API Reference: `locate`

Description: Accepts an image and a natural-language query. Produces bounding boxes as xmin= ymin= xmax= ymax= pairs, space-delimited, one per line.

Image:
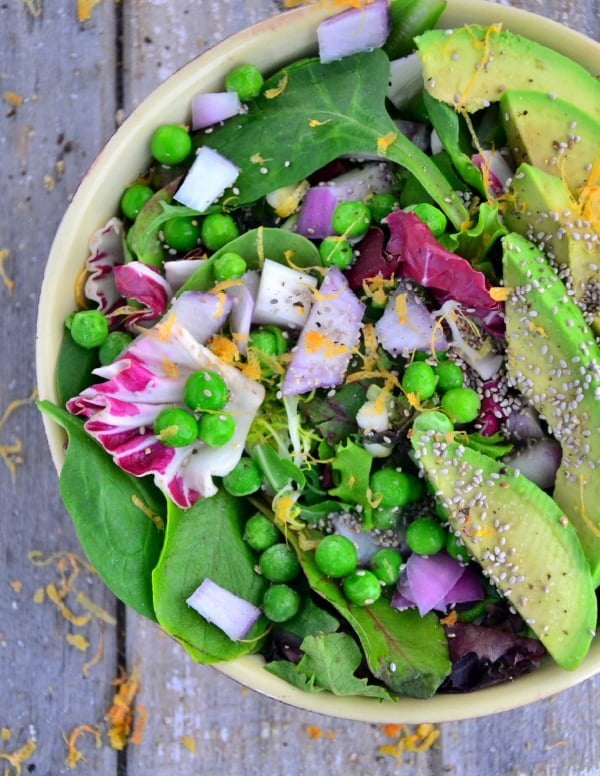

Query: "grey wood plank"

xmin=118 ymin=2 xmax=600 ymax=775
xmin=0 ymin=2 xmax=120 ymax=774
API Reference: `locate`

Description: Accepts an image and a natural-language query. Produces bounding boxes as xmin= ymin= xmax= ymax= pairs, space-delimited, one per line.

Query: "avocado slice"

xmin=504 ymin=163 xmax=600 ymax=334
xmin=503 ymin=232 xmax=600 ymax=584
xmin=411 ymin=426 xmax=596 ymax=669
xmin=500 ymin=91 xmax=600 ymax=194
xmin=415 ymin=25 xmax=600 ymax=120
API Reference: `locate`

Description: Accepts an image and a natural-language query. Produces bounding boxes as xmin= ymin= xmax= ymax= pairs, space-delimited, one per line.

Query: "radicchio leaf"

xmin=84 ymin=217 xmax=125 ymax=314
xmin=113 ymin=261 xmax=173 ymax=328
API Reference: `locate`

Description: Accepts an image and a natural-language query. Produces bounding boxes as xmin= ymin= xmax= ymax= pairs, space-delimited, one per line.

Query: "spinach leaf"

xmin=282 ymin=597 xmax=340 ymax=640
xmin=282 ymin=526 xmax=450 ymax=698
xmin=152 ymin=492 xmax=268 ymax=663
xmin=251 ymin=443 xmax=306 ymax=492
xmin=178 ymin=226 xmax=320 ymax=295
xmin=201 ymin=51 xmax=468 ymax=228
xmin=38 ymin=401 xmax=165 ymax=620
xmin=299 ymin=382 xmax=368 ymax=445
xmin=423 ymin=91 xmax=485 ymax=195
xmin=384 ymin=0 xmax=447 ymax=59
xmin=442 ymin=202 xmax=508 ymax=279
xmin=466 ymin=432 xmax=514 ymax=459
xmin=56 ymin=329 xmax=99 ymax=407
xmin=329 ymin=440 xmax=374 ymax=528
xmin=127 ymin=178 xmax=181 ymax=267
xmin=266 ymin=632 xmax=394 ymax=700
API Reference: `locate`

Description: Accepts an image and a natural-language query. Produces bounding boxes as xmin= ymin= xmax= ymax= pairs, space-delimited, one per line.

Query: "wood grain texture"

xmin=0 ymin=2 xmax=120 ymax=774
xmin=1 ymin=0 xmax=599 ymax=774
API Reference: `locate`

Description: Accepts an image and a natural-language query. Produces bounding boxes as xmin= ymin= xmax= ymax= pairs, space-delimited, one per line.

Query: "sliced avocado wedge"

xmin=500 ymin=91 xmax=600 ymax=194
xmin=415 ymin=25 xmax=600 ymax=120
xmin=504 ymin=163 xmax=600 ymax=333
xmin=411 ymin=425 xmax=596 ymax=670
xmin=503 ymin=232 xmax=600 ymax=583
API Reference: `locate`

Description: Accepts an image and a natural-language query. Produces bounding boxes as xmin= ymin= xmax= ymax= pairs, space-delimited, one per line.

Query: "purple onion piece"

xmin=375 ymin=282 xmax=447 ymax=357
xmin=296 ymin=186 xmax=339 ymax=239
xmin=395 ymin=119 xmax=430 ymax=151
xmin=186 ymin=579 xmax=262 ymax=641
xmin=113 ymin=261 xmax=173 ymax=328
xmin=167 ymin=290 xmax=232 ymax=344
xmin=393 ymin=551 xmax=465 ymax=616
xmin=84 ymin=217 xmax=125 ymax=315
xmin=504 ymin=438 xmax=562 ymax=490
xmin=227 ymin=271 xmax=259 ymax=355
xmin=164 ymin=259 xmax=206 ymax=292
xmin=317 ymin=0 xmax=390 ymax=64
xmin=387 ymin=52 xmax=423 ymax=111
xmin=477 ymin=377 xmax=507 ymax=436
xmin=191 ymin=91 xmax=242 ymax=130
xmin=175 ymin=146 xmax=239 ymax=213
xmin=330 ymin=514 xmax=382 ymax=564
xmin=282 ymin=267 xmax=365 ymax=395
xmin=505 ymin=405 xmax=545 ymax=442
xmin=440 ymin=565 xmax=484 ymax=608
xmin=472 ymin=150 xmax=513 ymax=197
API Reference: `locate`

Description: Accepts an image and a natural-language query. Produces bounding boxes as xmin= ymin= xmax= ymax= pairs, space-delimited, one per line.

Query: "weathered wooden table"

xmin=1 ymin=1 xmax=599 ymax=773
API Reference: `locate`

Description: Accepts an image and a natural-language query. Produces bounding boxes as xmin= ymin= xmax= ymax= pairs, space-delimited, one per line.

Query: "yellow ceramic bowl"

xmin=37 ymin=0 xmax=600 ymax=722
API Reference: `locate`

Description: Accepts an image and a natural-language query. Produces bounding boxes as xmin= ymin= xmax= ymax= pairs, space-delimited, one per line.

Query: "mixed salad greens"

xmin=40 ymin=0 xmax=600 ymax=700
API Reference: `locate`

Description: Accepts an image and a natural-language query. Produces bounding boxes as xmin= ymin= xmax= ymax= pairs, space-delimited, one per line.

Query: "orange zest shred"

xmin=456 ymin=24 xmax=503 ymax=110
xmin=131 ymin=494 xmax=165 ymax=532
xmin=0 ymin=388 xmax=37 ymax=480
xmin=76 ymin=591 xmax=118 ymax=625
xmin=20 ymin=0 xmax=43 ymax=17
xmin=306 ymin=724 xmax=323 ymax=739
xmin=361 ymin=274 xmax=395 ymax=307
xmin=305 ymin=329 xmax=348 ymax=359
xmin=264 ymin=73 xmax=289 ymax=99
xmin=250 ymin=153 xmax=267 ymax=164
xmin=382 ymin=723 xmax=405 ymax=739
xmin=130 ymin=705 xmax=148 ymax=745
xmin=83 ymin=623 xmax=106 ymax=677
xmin=66 ymin=632 xmax=91 ymax=651
xmin=46 ymin=583 xmax=92 ymax=627
xmin=180 ymin=735 xmax=197 ymax=754
xmin=377 ymin=131 xmax=397 ymax=156
xmin=106 ymin=666 xmax=142 ymax=751
xmin=207 ymin=334 xmax=240 ymax=363
xmin=0 ymin=739 xmax=37 ymax=775
xmin=489 ymin=286 xmax=512 ymax=302
xmin=440 ymin=610 xmax=459 ymax=626
xmin=9 ymin=580 xmax=23 ymax=593
xmin=308 ymin=118 xmax=331 ymax=128
xmin=1 ymin=729 xmax=11 ymax=742
xmin=528 ymin=320 xmax=548 ymax=337
xmin=77 ymin=0 xmax=104 ymax=22
xmin=64 ymin=724 xmax=102 ymax=769
xmin=0 ymin=248 xmax=14 ymax=294
xmin=379 ymin=723 xmax=440 ymax=762
xmin=3 ymin=91 xmax=24 ymax=107
xmin=33 ymin=586 xmax=45 ymax=604
xmin=577 ymin=155 xmax=600 ymax=229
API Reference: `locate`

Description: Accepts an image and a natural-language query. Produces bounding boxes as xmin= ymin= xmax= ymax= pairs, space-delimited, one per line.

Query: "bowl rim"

xmin=36 ymin=0 xmax=600 ymax=723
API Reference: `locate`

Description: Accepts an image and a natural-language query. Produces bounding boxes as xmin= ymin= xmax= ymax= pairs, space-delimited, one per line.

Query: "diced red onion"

xmin=396 ymin=120 xmax=429 ymax=152
xmin=472 ymin=150 xmax=513 ymax=197
xmin=252 ymin=259 xmax=317 ymax=330
xmin=505 ymin=405 xmax=545 ymax=442
xmin=317 ymin=0 xmax=390 ymax=64
xmin=227 ymin=271 xmax=259 ymax=355
xmin=331 ymin=514 xmax=382 ymax=564
xmin=387 ymin=52 xmax=423 ymax=111
xmin=504 ymin=438 xmax=562 ymax=490
xmin=167 ymin=290 xmax=232 ymax=344
xmin=282 ymin=267 xmax=365 ymax=396
xmin=84 ymin=217 xmax=125 ymax=315
xmin=164 ymin=259 xmax=206 ymax=292
xmin=186 ymin=578 xmax=262 ymax=641
xmin=440 ymin=564 xmax=484 ymax=608
xmin=175 ymin=146 xmax=239 ymax=213
xmin=437 ymin=300 xmax=504 ymax=381
xmin=375 ymin=281 xmax=447 ymax=357
xmin=296 ymin=163 xmax=394 ymax=239
xmin=191 ymin=91 xmax=242 ymax=130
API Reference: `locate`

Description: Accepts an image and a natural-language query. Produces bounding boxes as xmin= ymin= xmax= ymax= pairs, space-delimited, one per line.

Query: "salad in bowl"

xmin=37 ymin=0 xmax=600 ymax=720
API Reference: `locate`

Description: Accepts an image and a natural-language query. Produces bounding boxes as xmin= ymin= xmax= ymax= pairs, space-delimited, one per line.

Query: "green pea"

xmin=163 ymin=217 xmax=201 ymax=252
xmin=445 ymin=531 xmax=470 ymax=562
xmin=435 ymin=360 xmax=464 ymax=392
xmin=406 ymin=517 xmax=447 ymax=555
xmin=64 ymin=312 xmax=75 ymax=330
xmin=404 ymin=203 xmax=448 ymax=237
xmin=370 ymin=548 xmax=403 ymax=586
xmin=405 ymin=473 xmax=424 ymax=503
xmin=184 ymin=369 xmax=229 ymax=412
xmin=154 ymin=407 xmax=199 ymax=448
xmin=412 ymin=410 xmax=454 ymax=434
xmin=441 ymin=387 xmax=481 ymax=424
xmin=244 ymin=514 xmax=281 ymax=552
xmin=213 ymin=251 xmax=247 ymax=281
xmin=70 ymin=310 xmax=109 ymax=349
xmin=343 ymin=570 xmax=382 ymax=606
xmin=198 ymin=412 xmax=236 ymax=447
xmin=120 ymin=183 xmax=154 ymax=220
xmin=150 ymin=125 xmax=192 ymax=165
xmin=249 ymin=329 xmax=277 ymax=356
xmin=368 ymin=192 xmax=399 ymax=223
xmin=98 ymin=331 xmax=133 ymax=365
xmin=223 ymin=457 xmax=262 ymax=497
xmin=372 ymin=506 xmax=399 ymax=531
xmin=259 ymin=543 xmax=300 ymax=583
xmin=319 ymin=237 xmax=354 ymax=269
xmin=457 ymin=600 xmax=488 ymax=623
xmin=262 ymin=325 xmax=288 ymax=354
xmin=402 ymin=361 xmax=438 ymax=401
xmin=370 ymin=468 xmax=412 ymax=509
xmin=201 ymin=214 xmax=240 ymax=252
xmin=314 ymin=534 xmax=358 ymax=578
xmin=225 ymin=64 xmax=264 ymax=102
xmin=262 ymin=584 xmax=301 ymax=622
xmin=332 ymin=201 xmax=371 ymax=238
